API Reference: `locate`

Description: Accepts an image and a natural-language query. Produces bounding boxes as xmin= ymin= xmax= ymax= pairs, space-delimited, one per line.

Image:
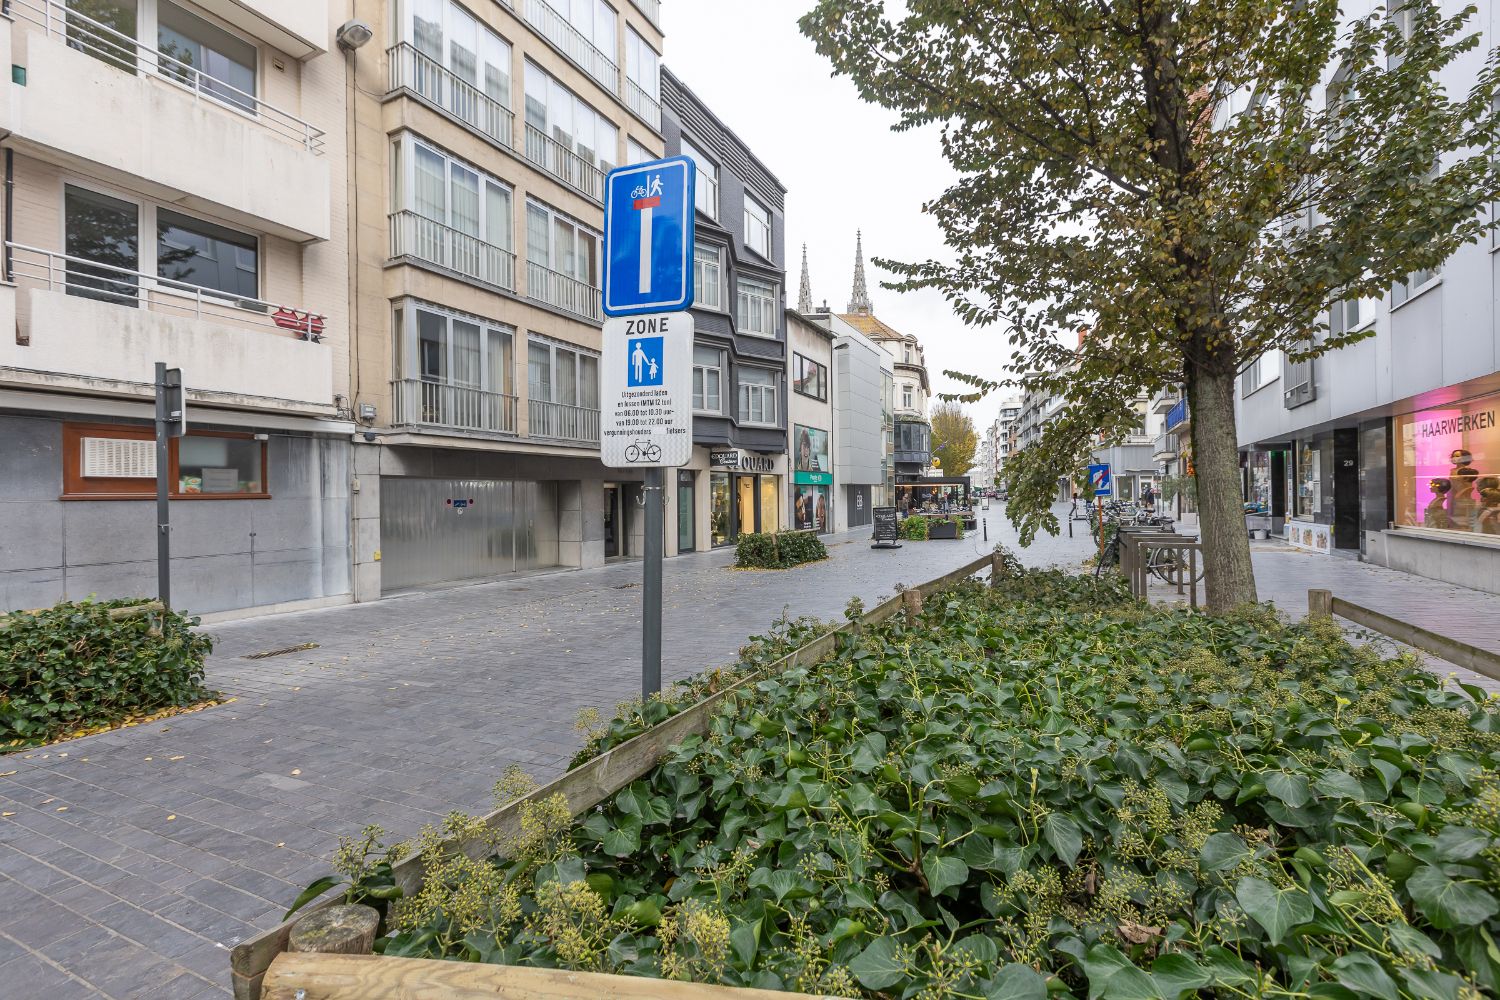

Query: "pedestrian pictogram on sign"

xmin=603 ymin=157 xmax=694 ymax=316
xmin=627 ymin=337 xmax=664 ymax=387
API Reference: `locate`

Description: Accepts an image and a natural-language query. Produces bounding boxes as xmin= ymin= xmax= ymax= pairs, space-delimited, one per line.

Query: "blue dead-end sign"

xmin=602 ymin=157 xmax=695 ymax=316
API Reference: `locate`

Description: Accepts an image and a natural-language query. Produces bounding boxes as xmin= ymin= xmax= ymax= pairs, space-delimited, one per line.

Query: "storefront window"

xmin=710 ymin=472 xmax=731 ymax=547
xmin=1394 ymin=393 xmax=1500 ymax=535
xmin=1295 ymin=442 xmax=1320 ymax=519
xmin=760 ymin=476 xmax=779 ymax=533
xmin=794 ymin=484 xmax=829 ymax=532
xmin=737 ymin=475 xmax=756 ymax=536
xmin=1248 ymin=452 xmax=1272 ymax=513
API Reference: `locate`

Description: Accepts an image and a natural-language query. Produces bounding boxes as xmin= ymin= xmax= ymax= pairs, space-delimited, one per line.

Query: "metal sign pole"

xmin=641 ymin=467 xmax=664 ymax=699
xmin=154 ymin=362 xmax=172 ymax=610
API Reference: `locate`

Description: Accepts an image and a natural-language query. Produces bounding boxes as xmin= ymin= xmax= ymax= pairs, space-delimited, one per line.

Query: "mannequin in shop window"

xmin=1424 ymin=478 xmax=1452 ymax=529
xmin=1480 ymin=488 xmax=1500 ymax=535
xmin=1451 ymin=451 xmax=1481 ymax=531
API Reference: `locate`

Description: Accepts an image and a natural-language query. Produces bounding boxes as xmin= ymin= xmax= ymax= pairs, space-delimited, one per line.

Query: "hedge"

xmin=734 ymin=531 xmax=829 ymax=569
xmin=899 ymin=515 xmax=929 ymax=540
xmin=1 ymin=599 xmax=215 ymax=748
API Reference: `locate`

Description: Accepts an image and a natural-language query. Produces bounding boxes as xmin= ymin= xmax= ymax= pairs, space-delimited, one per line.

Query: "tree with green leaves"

xmin=801 ymin=0 xmax=1500 ymax=610
xmin=930 ymin=402 xmax=979 ymax=477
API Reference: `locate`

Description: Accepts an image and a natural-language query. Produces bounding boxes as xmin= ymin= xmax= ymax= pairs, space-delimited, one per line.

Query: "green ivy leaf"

xmin=1407 ymin=865 xmax=1500 ymax=930
xmin=601 ymin=818 xmax=642 ymax=857
xmin=923 ymin=853 xmax=969 ymax=897
xmin=1234 ymin=876 xmax=1313 ymax=946
xmin=730 ymin=916 xmax=760 ymax=967
xmin=1199 ymin=831 xmax=1252 ymax=872
xmin=1433 ymin=826 xmax=1491 ymax=862
xmin=849 ymin=936 xmax=905 ymax=990
xmin=1082 ymin=943 xmax=1165 ymax=999
xmin=1043 ymin=812 xmax=1083 ymax=867
xmin=989 ymin=962 xmax=1049 ymax=1000
xmin=1331 ymin=953 xmax=1399 ymax=1000
xmin=1265 ymin=770 xmax=1312 ymax=808
xmin=1151 ymin=954 xmax=1210 ymax=998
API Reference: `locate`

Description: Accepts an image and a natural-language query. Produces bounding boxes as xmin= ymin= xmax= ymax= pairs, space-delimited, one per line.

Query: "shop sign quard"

xmin=710 ymin=449 xmax=775 ymax=472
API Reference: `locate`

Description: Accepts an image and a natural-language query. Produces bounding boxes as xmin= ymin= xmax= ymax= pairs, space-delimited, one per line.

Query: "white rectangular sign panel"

xmin=601 ymin=312 xmax=694 ymax=468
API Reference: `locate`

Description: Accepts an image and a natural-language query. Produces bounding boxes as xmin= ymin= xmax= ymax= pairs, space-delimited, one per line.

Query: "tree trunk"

xmin=1184 ymin=362 xmax=1258 ymax=611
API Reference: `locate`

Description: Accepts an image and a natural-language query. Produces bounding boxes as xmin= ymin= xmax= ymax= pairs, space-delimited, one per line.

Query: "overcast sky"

xmin=662 ymin=0 xmax=1022 ymax=429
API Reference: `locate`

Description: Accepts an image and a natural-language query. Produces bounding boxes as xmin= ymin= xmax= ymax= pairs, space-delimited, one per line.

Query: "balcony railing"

xmin=12 ymin=0 xmax=325 ymax=153
xmin=526 ymin=261 xmax=602 ymax=322
xmin=629 ymin=0 xmax=663 ymax=30
xmin=1166 ymin=397 xmax=1190 ymax=431
xmin=523 ymin=0 xmax=620 ymax=93
xmin=387 ymin=43 xmax=514 ymax=151
xmin=625 ymin=78 xmax=661 ymax=130
xmin=8 ymin=242 xmax=328 ymax=340
xmin=523 ymin=125 xmax=605 ymax=202
xmin=393 ymin=379 xmax=517 ymax=435
xmin=528 ymin=398 xmax=600 ymax=444
xmin=389 ymin=211 xmax=516 ymax=292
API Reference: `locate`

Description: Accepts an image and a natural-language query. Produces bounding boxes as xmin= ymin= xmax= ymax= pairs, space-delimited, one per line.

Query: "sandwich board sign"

xmin=602 ymin=157 xmax=694 ymax=317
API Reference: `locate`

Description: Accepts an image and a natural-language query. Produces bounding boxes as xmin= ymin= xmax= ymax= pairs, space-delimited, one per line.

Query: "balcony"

xmin=1 ymin=5 xmax=329 ymax=241
xmin=529 ymin=398 xmax=600 ymax=444
xmin=1166 ymin=397 xmax=1190 ymax=432
xmin=389 ymin=211 xmax=516 ymax=292
xmin=526 ymin=261 xmax=602 ymax=322
xmin=523 ymin=0 xmax=620 ymax=94
xmin=1153 ymin=432 xmax=1179 ymax=463
xmin=392 ymin=379 xmax=517 ymax=436
xmin=524 ymin=125 xmax=605 ymax=203
xmin=625 ymin=79 xmax=661 ymax=130
xmin=1 ymin=243 xmax=333 ymax=409
xmin=192 ymin=0 xmax=329 ymax=58
xmin=387 ymin=43 xmax=515 ymax=151
xmin=1150 ymin=387 xmax=1181 ymax=414
xmin=629 ymin=0 xmax=663 ymax=31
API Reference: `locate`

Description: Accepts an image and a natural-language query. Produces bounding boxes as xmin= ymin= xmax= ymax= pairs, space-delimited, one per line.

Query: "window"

xmin=66 ymin=0 xmax=139 ymax=72
xmin=626 ymin=138 xmax=653 ymax=165
xmin=743 ymin=195 xmax=771 ymax=259
xmin=65 ymin=185 xmax=140 ymax=305
xmin=901 ymin=384 xmax=914 ymax=410
xmin=793 ymin=353 xmax=827 ymax=401
xmin=1393 ymin=267 xmax=1438 ymax=307
xmin=1294 ymin=440 xmax=1321 ymax=519
xmin=903 ymin=344 xmax=913 ymax=364
xmin=528 ymin=338 xmax=599 ymax=408
xmin=524 ymin=62 xmax=618 ymax=174
xmin=736 ymin=277 xmax=777 ymax=337
xmin=399 ymin=302 xmax=513 ymax=394
xmin=62 ymin=422 xmax=268 ymax=499
xmin=526 ymin=200 xmax=600 ymax=286
xmin=558 ymin=0 xmax=616 ymax=61
xmin=693 ymin=242 xmax=723 ymax=310
xmin=1393 ymin=390 xmax=1500 ymax=535
xmin=394 ymin=135 xmax=512 ymax=248
xmin=738 ymin=366 xmax=778 ymax=425
xmin=157 ymin=208 xmax=258 ymax=299
xmin=410 ymin=0 xmax=511 ymax=102
xmin=1328 ymin=293 xmax=1373 ymax=338
xmin=1239 ymin=349 xmax=1282 ymax=397
xmin=681 ymin=137 xmax=718 ymax=220
xmin=625 ymin=25 xmax=658 ymax=100
xmin=157 ymin=1 xmax=257 ymax=111
xmin=693 ymin=345 xmax=723 ymax=413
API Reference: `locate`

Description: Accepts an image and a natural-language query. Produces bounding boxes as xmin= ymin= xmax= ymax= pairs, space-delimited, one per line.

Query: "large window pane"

xmin=528 ymin=342 xmax=552 ymax=401
xmin=682 ymin=138 xmax=717 ymax=220
xmin=177 ymin=436 xmax=262 ymax=494
xmin=452 ymin=319 xmax=481 ymax=387
xmin=414 ymin=144 xmax=447 ymax=219
xmin=449 ymin=164 xmax=481 ymax=236
xmin=693 ymin=243 xmax=721 ymax=309
xmin=66 ymin=0 xmax=138 ymax=73
xmin=158 ymin=1 xmax=256 ymax=111
xmin=557 ymin=348 xmax=578 ymax=405
xmin=579 ymin=354 xmax=599 ymax=409
xmin=488 ymin=327 xmax=513 ymax=395
xmin=526 ymin=203 xmax=550 ymax=266
xmin=157 ymin=209 xmax=258 ymax=299
xmin=418 ymin=309 xmax=447 ymax=380
xmin=65 ymin=185 xmax=139 ymax=305
xmin=485 ymin=182 xmax=512 ymax=249
xmin=737 ymin=278 xmax=776 ymax=336
xmin=412 ymin=0 xmax=444 ymax=59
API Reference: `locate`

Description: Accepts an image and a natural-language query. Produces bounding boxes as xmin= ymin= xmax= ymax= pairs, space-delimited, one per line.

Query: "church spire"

xmin=797 ymin=243 xmax=813 ymax=313
xmin=847 ymin=229 xmax=872 ymax=313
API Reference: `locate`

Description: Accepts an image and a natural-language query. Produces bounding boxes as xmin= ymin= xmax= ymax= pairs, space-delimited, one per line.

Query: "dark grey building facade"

xmin=660 ymin=68 xmax=789 ymax=552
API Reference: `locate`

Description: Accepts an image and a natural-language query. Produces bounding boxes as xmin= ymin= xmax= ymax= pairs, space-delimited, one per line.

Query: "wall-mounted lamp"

xmin=335 ymin=19 xmax=374 ymax=52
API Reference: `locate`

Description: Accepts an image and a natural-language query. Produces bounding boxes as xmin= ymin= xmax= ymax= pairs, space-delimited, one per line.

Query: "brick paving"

xmin=2 ymin=505 xmax=1497 ymax=997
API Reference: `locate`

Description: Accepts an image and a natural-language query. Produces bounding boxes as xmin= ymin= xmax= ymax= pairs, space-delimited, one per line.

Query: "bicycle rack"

xmin=1118 ymin=528 xmax=1204 ymax=609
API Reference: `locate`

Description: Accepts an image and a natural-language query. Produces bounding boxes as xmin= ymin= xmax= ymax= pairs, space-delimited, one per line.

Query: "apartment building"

xmin=660 ymin=67 xmax=788 ymax=552
xmin=0 ymin=0 xmax=353 ymax=614
xmin=1235 ymin=0 xmax=1500 ymax=592
xmin=834 ymin=232 xmax=931 ymax=479
xmin=343 ymin=0 xmax=665 ymax=594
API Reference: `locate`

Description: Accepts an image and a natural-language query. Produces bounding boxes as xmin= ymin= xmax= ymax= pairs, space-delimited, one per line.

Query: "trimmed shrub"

xmin=734 ymin=531 xmax=829 ymax=569
xmin=899 ymin=514 xmax=930 ymax=540
xmin=1 ymin=599 xmax=215 ymax=748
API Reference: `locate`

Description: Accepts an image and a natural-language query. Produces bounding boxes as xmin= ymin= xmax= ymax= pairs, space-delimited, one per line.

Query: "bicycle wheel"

xmin=625 ymin=445 xmax=641 ymax=462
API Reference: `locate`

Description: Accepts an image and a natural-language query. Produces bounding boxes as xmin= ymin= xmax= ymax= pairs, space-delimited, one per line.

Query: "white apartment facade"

xmin=0 ymin=0 xmax=354 ymax=614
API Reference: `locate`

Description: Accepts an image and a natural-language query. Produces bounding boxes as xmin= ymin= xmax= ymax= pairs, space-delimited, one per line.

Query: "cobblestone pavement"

xmin=2 ymin=505 xmax=1496 ymax=997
